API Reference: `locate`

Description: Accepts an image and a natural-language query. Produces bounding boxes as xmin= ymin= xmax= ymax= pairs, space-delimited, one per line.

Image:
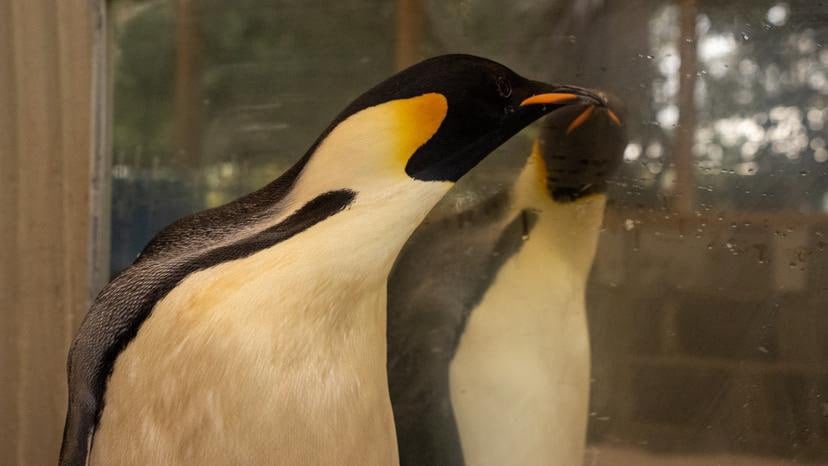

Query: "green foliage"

xmin=112 ymin=1 xmax=176 ymax=164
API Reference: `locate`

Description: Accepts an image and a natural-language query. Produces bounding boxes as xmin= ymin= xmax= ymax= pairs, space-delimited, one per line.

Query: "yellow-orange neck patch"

xmin=389 ymin=93 xmax=448 ymax=170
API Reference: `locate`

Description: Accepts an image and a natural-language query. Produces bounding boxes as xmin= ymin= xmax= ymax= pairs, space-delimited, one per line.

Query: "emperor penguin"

xmin=388 ymin=95 xmax=626 ymax=466
xmin=59 ymin=54 xmax=606 ymax=466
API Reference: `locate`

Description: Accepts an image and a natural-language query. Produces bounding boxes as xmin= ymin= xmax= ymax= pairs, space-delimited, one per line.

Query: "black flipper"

xmin=59 ymin=187 xmax=355 ymax=466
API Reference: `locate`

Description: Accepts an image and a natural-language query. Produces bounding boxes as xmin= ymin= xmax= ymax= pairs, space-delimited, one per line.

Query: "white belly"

xmin=91 ymin=227 xmax=401 ymax=466
xmin=449 ymin=230 xmax=591 ymax=466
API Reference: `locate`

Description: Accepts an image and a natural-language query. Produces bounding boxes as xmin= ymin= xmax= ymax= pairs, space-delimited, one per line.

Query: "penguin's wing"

xmin=387 ymin=190 xmax=537 ymax=466
xmin=134 ymin=154 xmax=310 ymax=263
xmin=59 ymin=189 xmax=355 ymax=466
xmin=134 ymin=95 xmax=369 ymax=264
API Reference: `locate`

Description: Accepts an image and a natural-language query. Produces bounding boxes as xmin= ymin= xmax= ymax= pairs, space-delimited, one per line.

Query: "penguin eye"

xmin=496 ymin=77 xmax=512 ymax=98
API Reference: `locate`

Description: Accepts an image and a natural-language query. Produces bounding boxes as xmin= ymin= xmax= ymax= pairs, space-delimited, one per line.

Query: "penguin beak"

xmin=561 ymin=105 xmax=623 ymax=135
xmin=519 ymin=83 xmax=607 ymax=109
xmin=564 ymin=106 xmax=622 ymax=132
xmin=519 ymin=93 xmax=581 ymax=106
xmin=521 ymin=84 xmax=623 ymax=134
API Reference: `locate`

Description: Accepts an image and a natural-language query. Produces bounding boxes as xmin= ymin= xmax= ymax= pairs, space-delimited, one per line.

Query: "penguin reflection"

xmin=388 ymin=97 xmax=626 ymax=466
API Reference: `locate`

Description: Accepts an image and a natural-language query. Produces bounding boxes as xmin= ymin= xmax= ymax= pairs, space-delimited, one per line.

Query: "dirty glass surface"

xmin=110 ymin=0 xmax=828 ymax=464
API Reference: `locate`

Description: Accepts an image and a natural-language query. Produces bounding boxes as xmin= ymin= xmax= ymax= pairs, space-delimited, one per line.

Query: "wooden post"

xmin=395 ymin=0 xmax=424 ymax=71
xmin=0 ymin=0 xmax=100 ymax=463
xmin=0 ymin=0 xmax=21 ymax=461
xmin=674 ymin=0 xmax=698 ymax=217
xmin=174 ymin=0 xmax=202 ymax=167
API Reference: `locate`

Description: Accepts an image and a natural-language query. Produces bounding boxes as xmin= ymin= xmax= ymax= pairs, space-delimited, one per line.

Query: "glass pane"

xmin=109 ymin=1 xmax=828 ymax=464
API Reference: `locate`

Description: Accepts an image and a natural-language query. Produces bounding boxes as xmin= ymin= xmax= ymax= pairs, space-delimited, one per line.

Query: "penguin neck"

xmin=510 ymin=145 xmax=607 ymax=280
xmin=265 ymin=100 xmax=457 ymax=273
xmin=261 ymin=93 xmax=453 ymax=275
xmin=276 ymin=160 xmax=452 ymax=279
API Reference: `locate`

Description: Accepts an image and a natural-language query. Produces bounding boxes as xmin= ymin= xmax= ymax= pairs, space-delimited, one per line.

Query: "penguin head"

xmin=307 ymin=54 xmax=606 ymax=186
xmin=535 ymin=92 xmax=627 ymax=202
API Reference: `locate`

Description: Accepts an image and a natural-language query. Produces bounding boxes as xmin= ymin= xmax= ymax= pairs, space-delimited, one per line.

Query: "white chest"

xmin=449 ymin=216 xmax=595 ymax=466
xmin=89 ymin=199 xmax=434 ymax=466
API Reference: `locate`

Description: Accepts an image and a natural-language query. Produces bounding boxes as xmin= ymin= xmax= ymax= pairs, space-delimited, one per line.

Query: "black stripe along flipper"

xmin=59 ymin=189 xmax=356 ymax=466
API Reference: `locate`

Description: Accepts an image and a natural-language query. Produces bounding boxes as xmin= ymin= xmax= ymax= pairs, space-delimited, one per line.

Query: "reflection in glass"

xmin=389 ymin=102 xmax=626 ymax=466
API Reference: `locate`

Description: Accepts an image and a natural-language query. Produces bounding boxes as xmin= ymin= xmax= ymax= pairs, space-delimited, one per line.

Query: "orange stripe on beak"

xmin=519 ymin=93 xmax=579 ymax=107
xmin=567 ymin=105 xmax=595 ymax=134
xmin=607 ymin=109 xmax=622 ymax=126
